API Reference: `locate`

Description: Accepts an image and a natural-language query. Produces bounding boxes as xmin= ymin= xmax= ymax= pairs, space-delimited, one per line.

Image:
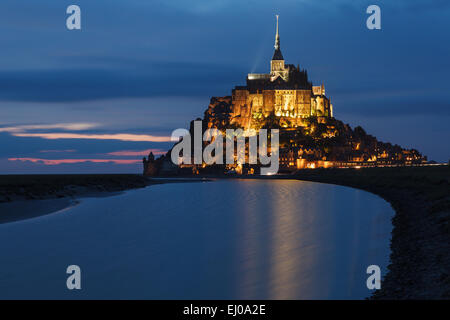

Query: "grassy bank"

xmin=292 ymin=165 xmax=450 ymax=299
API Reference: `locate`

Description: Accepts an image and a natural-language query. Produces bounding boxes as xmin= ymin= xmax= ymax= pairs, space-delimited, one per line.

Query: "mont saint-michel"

xmin=1 ymin=3 xmax=449 ymax=303
xmin=144 ymin=16 xmax=426 ymax=176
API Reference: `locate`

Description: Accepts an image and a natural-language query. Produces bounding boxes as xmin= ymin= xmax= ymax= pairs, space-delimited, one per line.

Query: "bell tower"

xmin=270 ymin=15 xmax=288 ymax=81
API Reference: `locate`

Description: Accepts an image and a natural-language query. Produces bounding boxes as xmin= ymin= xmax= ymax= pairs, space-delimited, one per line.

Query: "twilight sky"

xmin=0 ymin=0 xmax=449 ymax=173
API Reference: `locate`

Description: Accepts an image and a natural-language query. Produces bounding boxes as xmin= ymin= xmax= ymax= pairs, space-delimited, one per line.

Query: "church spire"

xmin=272 ymin=15 xmax=284 ymax=60
xmin=274 ymin=15 xmax=280 ymax=50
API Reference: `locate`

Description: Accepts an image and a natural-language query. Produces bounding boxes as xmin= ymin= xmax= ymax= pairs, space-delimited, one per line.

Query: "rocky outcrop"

xmin=203 ymin=96 xmax=232 ymax=130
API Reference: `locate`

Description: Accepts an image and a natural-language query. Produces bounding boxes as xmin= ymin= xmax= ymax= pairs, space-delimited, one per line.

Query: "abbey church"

xmin=231 ymin=15 xmax=333 ymax=130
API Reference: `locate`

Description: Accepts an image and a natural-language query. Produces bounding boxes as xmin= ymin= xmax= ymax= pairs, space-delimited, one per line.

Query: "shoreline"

xmin=1 ymin=169 xmax=449 ymax=299
xmin=0 ymin=174 xmax=152 ymax=203
xmin=0 ymin=174 xmax=150 ymax=224
xmin=0 ymin=174 xmax=207 ymax=224
xmin=289 ymin=166 xmax=450 ymax=299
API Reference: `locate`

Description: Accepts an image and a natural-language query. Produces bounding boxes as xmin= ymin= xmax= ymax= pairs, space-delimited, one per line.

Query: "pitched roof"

xmin=272 ymin=48 xmax=284 ymax=60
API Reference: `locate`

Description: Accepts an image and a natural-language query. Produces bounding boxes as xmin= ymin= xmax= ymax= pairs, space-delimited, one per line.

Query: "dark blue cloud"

xmin=0 ymin=61 xmax=243 ymax=102
xmin=341 ymin=98 xmax=450 ymax=117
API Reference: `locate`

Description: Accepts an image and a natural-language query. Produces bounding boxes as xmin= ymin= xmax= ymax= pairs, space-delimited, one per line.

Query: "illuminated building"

xmin=230 ymin=15 xmax=333 ymax=130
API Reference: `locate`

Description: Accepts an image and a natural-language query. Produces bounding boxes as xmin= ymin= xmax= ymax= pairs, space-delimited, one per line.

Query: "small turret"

xmin=143 ymin=152 xmax=159 ymax=176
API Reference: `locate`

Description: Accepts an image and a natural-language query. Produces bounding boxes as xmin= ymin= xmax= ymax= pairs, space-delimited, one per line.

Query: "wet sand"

xmin=0 ymin=198 xmax=74 ymax=224
xmin=0 ymin=191 xmax=126 ymax=224
xmin=0 ymin=175 xmax=207 ymax=224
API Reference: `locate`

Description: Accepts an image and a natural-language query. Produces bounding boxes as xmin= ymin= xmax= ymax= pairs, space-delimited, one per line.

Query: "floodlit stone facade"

xmin=231 ymin=15 xmax=333 ymax=130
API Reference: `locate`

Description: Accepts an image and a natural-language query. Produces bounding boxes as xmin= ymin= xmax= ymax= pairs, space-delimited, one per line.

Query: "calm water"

xmin=0 ymin=179 xmax=394 ymax=299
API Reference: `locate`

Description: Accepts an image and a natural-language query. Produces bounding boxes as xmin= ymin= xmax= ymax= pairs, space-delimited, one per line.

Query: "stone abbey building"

xmin=231 ymin=15 xmax=333 ymax=130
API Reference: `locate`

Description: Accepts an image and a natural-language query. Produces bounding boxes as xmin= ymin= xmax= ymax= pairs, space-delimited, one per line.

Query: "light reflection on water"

xmin=0 ymin=179 xmax=393 ymax=299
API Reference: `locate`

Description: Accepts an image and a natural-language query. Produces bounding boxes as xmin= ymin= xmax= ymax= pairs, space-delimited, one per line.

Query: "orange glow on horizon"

xmin=12 ymin=132 xmax=172 ymax=142
xmin=0 ymin=123 xmax=98 ymax=133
